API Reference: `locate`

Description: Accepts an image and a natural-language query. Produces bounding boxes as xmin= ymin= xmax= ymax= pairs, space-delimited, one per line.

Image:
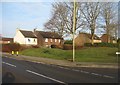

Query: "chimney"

xmin=33 ymin=28 xmax=37 ymax=33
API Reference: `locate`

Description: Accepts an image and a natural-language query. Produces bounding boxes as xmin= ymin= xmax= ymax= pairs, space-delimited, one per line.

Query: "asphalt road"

xmin=2 ymin=56 xmax=119 ymax=84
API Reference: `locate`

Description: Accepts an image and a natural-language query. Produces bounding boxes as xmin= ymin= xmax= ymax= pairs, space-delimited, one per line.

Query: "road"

xmin=2 ymin=56 xmax=118 ymax=84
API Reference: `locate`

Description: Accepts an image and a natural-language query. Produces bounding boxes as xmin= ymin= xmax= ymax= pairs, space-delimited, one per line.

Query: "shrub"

xmin=63 ymin=44 xmax=73 ymax=50
xmin=64 ymin=40 xmax=73 ymax=45
xmin=32 ymin=45 xmax=39 ymax=48
xmin=84 ymin=43 xmax=118 ymax=48
xmin=2 ymin=43 xmax=21 ymax=52
xmin=63 ymin=44 xmax=83 ymax=50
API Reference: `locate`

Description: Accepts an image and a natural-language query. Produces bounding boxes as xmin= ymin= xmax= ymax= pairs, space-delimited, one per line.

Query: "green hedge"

xmin=84 ymin=43 xmax=118 ymax=48
xmin=63 ymin=44 xmax=83 ymax=50
xmin=64 ymin=40 xmax=73 ymax=44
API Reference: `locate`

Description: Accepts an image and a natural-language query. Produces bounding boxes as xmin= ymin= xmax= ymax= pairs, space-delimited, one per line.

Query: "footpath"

xmin=2 ymin=52 xmax=118 ymax=69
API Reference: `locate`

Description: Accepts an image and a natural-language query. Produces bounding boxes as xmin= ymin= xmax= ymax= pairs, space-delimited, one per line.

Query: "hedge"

xmin=64 ymin=40 xmax=73 ymax=45
xmin=84 ymin=43 xmax=118 ymax=48
xmin=63 ymin=44 xmax=83 ymax=50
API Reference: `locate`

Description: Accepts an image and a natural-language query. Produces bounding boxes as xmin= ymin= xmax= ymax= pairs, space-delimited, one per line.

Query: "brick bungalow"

xmin=101 ymin=34 xmax=117 ymax=43
xmin=33 ymin=29 xmax=64 ymax=47
xmin=75 ymin=33 xmax=101 ymax=46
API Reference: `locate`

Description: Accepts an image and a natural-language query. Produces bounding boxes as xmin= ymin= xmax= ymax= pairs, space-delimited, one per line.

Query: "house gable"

xmin=14 ymin=30 xmax=26 ymax=44
xmin=75 ymin=33 xmax=101 ymax=46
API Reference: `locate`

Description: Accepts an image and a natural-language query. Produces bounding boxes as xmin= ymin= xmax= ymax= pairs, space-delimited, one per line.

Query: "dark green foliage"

xmin=84 ymin=43 xmax=118 ymax=48
xmin=63 ymin=44 xmax=83 ymax=50
xmin=64 ymin=40 xmax=73 ymax=44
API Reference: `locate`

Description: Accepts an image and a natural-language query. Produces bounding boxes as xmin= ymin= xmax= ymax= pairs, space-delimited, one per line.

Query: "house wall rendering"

xmin=14 ymin=29 xmax=37 ymax=45
xmin=25 ymin=38 xmax=37 ymax=45
xmin=14 ymin=30 xmax=25 ymax=44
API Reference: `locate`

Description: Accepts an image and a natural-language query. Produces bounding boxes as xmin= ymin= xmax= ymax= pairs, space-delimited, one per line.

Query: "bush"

xmin=2 ymin=43 xmax=21 ymax=52
xmin=84 ymin=43 xmax=118 ymax=48
xmin=63 ymin=44 xmax=73 ymax=50
xmin=63 ymin=44 xmax=83 ymax=50
xmin=64 ymin=40 xmax=73 ymax=45
xmin=32 ymin=45 xmax=39 ymax=48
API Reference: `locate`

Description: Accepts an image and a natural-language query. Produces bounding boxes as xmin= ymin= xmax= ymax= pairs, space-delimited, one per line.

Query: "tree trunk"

xmin=90 ymin=21 xmax=95 ymax=45
xmin=91 ymin=34 xmax=94 ymax=45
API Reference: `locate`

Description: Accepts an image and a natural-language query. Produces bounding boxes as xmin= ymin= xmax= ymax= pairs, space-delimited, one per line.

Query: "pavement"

xmin=2 ymin=52 xmax=118 ymax=69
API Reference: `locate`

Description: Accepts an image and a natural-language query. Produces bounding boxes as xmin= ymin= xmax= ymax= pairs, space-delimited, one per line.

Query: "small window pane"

xmin=45 ymin=38 xmax=48 ymax=42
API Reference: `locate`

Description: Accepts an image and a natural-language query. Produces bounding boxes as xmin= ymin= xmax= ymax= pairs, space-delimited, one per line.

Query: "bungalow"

xmin=14 ymin=29 xmax=63 ymax=47
xmin=33 ymin=29 xmax=63 ymax=47
xmin=75 ymin=33 xmax=101 ymax=46
xmin=0 ymin=37 xmax=13 ymax=44
xmin=101 ymin=34 xmax=117 ymax=43
xmin=14 ymin=29 xmax=37 ymax=45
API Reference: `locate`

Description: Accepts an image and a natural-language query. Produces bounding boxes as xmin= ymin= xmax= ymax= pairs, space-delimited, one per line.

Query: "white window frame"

xmin=50 ymin=39 xmax=52 ymax=42
xmin=34 ymin=39 xmax=36 ymax=42
xmin=28 ymin=39 xmax=30 ymax=42
xmin=55 ymin=39 xmax=57 ymax=42
xmin=59 ymin=39 xmax=61 ymax=43
xmin=45 ymin=38 xmax=48 ymax=42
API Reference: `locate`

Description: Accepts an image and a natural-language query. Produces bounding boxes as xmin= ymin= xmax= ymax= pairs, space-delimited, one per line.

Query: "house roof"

xmin=20 ymin=30 xmax=37 ymax=38
xmin=79 ymin=33 xmax=101 ymax=40
xmin=101 ymin=34 xmax=116 ymax=40
xmin=36 ymin=31 xmax=62 ymax=39
xmin=2 ymin=37 xmax=13 ymax=41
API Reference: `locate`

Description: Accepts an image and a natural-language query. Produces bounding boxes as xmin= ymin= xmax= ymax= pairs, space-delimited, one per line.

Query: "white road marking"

xmin=72 ymin=69 xmax=79 ymax=72
xmin=80 ymin=70 xmax=89 ymax=74
xmin=3 ymin=56 xmax=116 ymax=79
xmin=91 ymin=73 xmax=102 ymax=76
xmin=26 ymin=70 xmax=66 ymax=84
xmin=61 ymin=67 xmax=69 ymax=70
xmin=2 ymin=62 xmax=16 ymax=67
xmin=58 ymin=66 xmax=64 ymax=69
xmin=103 ymin=75 xmax=115 ymax=79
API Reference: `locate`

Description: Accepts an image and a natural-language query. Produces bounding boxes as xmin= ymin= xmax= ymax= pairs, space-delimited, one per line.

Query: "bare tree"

xmin=100 ymin=2 xmax=118 ymax=43
xmin=44 ymin=2 xmax=85 ymax=38
xmin=44 ymin=2 xmax=67 ymax=37
xmin=80 ymin=2 xmax=101 ymax=45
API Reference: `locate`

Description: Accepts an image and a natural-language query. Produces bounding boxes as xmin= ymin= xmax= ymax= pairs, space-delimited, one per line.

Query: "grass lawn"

xmin=20 ymin=47 xmax=118 ymax=63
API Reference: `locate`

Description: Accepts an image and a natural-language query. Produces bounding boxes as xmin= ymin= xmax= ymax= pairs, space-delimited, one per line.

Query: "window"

xmin=7 ymin=41 xmax=10 ymax=43
xmin=34 ymin=39 xmax=36 ymax=42
xmin=50 ymin=39 xmax=52 ymax=42
xmin=45 ymin=38 xmax=48 ymax=42
xmin=55 ymin=39 xmax=57 ymax=42
xmin=28 ymin=39 xmax=30 ymax=42
xmin=59 ymin=39 xmax=61 ymax=43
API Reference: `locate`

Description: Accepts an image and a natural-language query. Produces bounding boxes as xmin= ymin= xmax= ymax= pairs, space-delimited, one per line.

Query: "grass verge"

xmin=20 ymin=47 xmax=118 ymax=63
